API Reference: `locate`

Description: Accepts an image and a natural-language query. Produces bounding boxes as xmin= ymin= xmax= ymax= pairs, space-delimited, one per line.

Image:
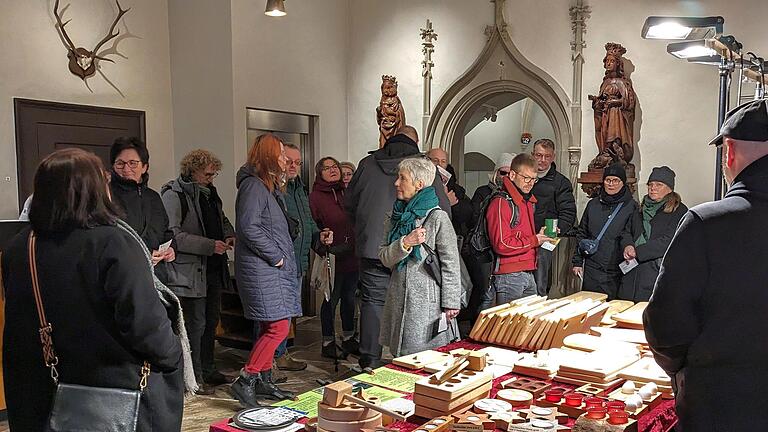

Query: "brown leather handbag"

xmin=28 ymin=232 xmax=150 ymax=432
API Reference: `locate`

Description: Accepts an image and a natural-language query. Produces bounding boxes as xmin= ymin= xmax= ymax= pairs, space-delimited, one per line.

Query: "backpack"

xmin=467 ymin=190 xmax=519 ymax=261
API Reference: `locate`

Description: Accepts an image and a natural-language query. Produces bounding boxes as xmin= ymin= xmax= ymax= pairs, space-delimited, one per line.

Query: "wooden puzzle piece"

xmin=409 ymin=416 xmax=453 ymax=432
xmin=452 ymin=411 xmax=495 ymax=430
xmin=413 ymin=380 xmax=493 ymax=412
xmin=415 ymin=370 xmax=493 ymax=401
xmin=611 ymin=302 xmax=648 ymax=330
xmin=500 ymin=377 xmax=552 ymax=398
xmin=392 ymin=350 xmax=453 ymax=370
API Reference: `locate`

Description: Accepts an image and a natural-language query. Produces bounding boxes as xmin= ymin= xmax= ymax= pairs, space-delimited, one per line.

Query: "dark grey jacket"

xmin=161 ymin=177 xmax=234 ymax=298
xmin=345 ymin=137 xmax=451 ymax=260
xmin=234 ymin=165 xmax=301 ymax=321
xmin=644 ymin=155 xmax=768 ymax=431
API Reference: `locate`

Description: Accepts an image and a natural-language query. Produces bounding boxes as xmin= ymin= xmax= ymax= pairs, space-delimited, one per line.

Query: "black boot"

xmin=229 ymin=370 xmax=264 ymax=408
xmin=260 ymin=369 xmax=295 ymax=400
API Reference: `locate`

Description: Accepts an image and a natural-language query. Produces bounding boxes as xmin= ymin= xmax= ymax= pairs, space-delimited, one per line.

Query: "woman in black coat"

xmin=619 ymin=166 xmax=687 ymax=302
xmin=572 ymin=163 xmax=638 ymax=300
xmin=109 ymin=136 xmax=175 ymax=266
xmin=1 ymin=148 xmax=184 ymax=432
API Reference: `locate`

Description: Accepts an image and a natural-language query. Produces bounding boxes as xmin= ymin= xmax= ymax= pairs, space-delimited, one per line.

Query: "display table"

xmin=210 ymin=340 xmax=677 ymax=432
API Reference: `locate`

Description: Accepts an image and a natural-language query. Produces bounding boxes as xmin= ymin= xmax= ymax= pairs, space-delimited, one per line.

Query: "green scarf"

xmin=387 ymin=186 xmax=440 ymax=270
xmin=636 ymin=194 xmax=667 ymax=246
xmin=198 ymin=184 xmax=212 ymax=199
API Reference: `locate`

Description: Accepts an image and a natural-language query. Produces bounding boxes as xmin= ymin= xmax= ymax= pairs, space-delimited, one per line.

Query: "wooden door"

xmin=14 ymin=99 xmax=145 ymax=209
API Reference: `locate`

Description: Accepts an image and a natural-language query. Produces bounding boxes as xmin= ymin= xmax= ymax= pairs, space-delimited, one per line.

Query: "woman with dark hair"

xmin=229 ymin=134 xmax=302 ymax=406
xmin=1 ymin=148 xmax=184 ymax=431
xmin=309 ymin=156 xmax=359 ymax=359
xmin=619 ymin=166 xmax=687 ymax=301
xmin=109 ymin=136 xmax=175 ymax=266
xmin=572 ymin=163 xmax=638 ymax=300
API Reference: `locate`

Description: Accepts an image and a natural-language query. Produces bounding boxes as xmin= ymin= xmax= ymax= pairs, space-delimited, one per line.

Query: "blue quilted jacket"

xmin=234 ymin=164 xmax=301 ymax=321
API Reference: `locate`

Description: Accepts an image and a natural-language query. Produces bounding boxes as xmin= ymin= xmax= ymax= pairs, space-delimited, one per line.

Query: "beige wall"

xmin=0 ymin=0 xmax=174 ymax=219
xmin=346 ymin=0 xmax=768 ymax=207
xmin=230 ymin=0 xmax=350 ymax=174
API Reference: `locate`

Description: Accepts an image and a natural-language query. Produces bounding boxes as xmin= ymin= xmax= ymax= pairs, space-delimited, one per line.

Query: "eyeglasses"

xmin=114 ymin=159 xmax=141 ymax=169
xmin=533 ymin=152 xmax=554 ymax=160
xmin=203 ymin=171 xmax=219 ymax=179
xmin=513 ymin=171 xmax=538 ymax=184
xmin=604 ymin=178 xmax=623 ymax=185
xmin=321 ymin=165 xmax=339 ymax=172
xmin=286 ymin=159 xmax=302 ymax=167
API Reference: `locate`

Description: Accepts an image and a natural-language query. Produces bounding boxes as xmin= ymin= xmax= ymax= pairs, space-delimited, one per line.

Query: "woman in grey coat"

xmin=379 ymin=157 xmax=462 ymax=357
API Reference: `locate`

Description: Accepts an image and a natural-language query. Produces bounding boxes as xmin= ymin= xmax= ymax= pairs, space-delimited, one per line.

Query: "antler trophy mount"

xmin=53 ymin=0 xmax=130 ymax=80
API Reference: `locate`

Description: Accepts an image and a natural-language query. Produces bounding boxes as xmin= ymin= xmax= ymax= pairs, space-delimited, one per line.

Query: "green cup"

xmin=545 ymin=218 xmax=558 ymax=238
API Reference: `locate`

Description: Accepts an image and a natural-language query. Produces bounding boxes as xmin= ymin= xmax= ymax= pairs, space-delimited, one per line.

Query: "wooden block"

xmin=600 ymin=300 xmax=635 ymax=325
xmin=606 ymin=387 xmax=663 ymax=417
xmin=617 ymin=356 xmax=671 ymax=386
xmin=501 ymin=377 xmax=552 ymax=398
xmin=489 ymin=411 xmax=527 ymax=429
xmin=563 ymin=333 xmax=640 ymax=355
xmin=410 ymin=416 xmax=453 ymax=432
xmin=323 ymin=381 xmax=353 ymax=407
xmin=413 ymin=380 xmax=492 ymax=412
xmin=496 ymin=389 xmax=533 ymax=407
xmin=477 ymin=346 xmax=521 ymax=367
xmin=582 ymin=303 xmax=610 ymax=332
xmin=318 ymin=401 xmax=377 ymax=422
xmin=414 ymin=391 xmax=482 ymax=419
xmin=467 ymin=351 xmax=487 ymax=371
xmin=416 ymin=370 xmax=492 ymax=401
xmin=612 ymin=302 xmax=648 ymax=330
xmin=590 ymin=327 xmax=648 ymax=345
xmin=556 ymin=370 xmax=621 ymax=384
xmin=392 ymin=350 xmax=452 ymax=370
xmin=453 ymin=412 xmax=496 ymax=430
xmin=574 ymin=384 xmax=606 ymax=396
xmin=508 ymin=422 xmax=571 ymax=432
xmin=561 ymin=291 xmax=607 ymax=302
xmin=552 ymin=374 xmax=625 ymax=390
xmin=519 ymin=405 xmax=570 ymax=424
xmin=559 ymin=351 xmax=640 ymax=379
xmin=430 ymin=356 xmax=469 ymax=384
xmin=318 ymin=412 xmax=382 ymax=432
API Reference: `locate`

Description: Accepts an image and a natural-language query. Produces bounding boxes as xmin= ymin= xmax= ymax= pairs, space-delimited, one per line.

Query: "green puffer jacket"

xmin=285 ymin=177 xmax=319 ymax=273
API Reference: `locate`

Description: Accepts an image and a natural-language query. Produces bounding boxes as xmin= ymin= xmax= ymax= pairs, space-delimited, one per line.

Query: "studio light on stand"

xmin=642 ymin=16 xmax=734 ymax=201
xmin=265 ymin=0 xmax=286 ymax=17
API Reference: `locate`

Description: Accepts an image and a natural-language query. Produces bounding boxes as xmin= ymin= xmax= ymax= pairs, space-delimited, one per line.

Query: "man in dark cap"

xmin=644 ymin=99 xmax=768 ymax=430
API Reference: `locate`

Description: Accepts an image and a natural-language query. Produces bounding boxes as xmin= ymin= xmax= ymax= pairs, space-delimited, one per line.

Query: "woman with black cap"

xmin=572 ymin=163 xmax=638 ymax=300
xmin=618 ymin=166 xmax=687 ymax=301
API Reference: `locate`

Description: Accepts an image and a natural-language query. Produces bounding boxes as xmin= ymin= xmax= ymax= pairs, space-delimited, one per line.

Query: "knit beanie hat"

xmin=603 ymin=163 xmax=627 ymax=184
xmin=648 ymin=166 xmax=675 ymax=190
xmin=495 ymin=152 xmax=516 ymax=171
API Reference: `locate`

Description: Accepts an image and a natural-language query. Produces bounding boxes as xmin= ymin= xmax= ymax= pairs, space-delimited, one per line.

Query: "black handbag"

xmin=27 ymin=232 xmax=150 ymax=432
xmin=578 ymin=202 xmax=624 ymax=256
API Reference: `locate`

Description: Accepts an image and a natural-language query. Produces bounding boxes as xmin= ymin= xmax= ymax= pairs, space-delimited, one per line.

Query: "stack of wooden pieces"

xmin=617 ymin=355 xmax=674 ymax=399
xmin=319 ymin=381 xmax=408 ymax=432
xmin=391 ymin=350 xmax=452 ymax=371
xmin=554 ymin=350 xmax=640 ymax=390
xmin=514 ymin=348 xmax=589 ymax=380
xmin=600 ymin=300 xmax=635 ymax=326
xmin=611 ymin=302 xmax=648 ymax=330
xmin=589 ymin=327 xmax=648 ymax=347
xmin=412 ymin=370 xmax=493 ymax=419
xmin=469 ymin=293 xmax=610 ymax=350
xmin=562 ymin=333 xmax=640 ymax=356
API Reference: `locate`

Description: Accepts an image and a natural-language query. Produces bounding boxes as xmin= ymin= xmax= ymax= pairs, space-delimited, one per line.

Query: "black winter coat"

xmin=110 ymin=172 xmax=173 ymax=251
xmin=572 ymin=188 xmax=637 ymax=300
xmin=530 ymin=163 xmax=577 ymax=235
xmin=2 ymin=225 xmax=184 ymax=432
xmin=446 ymin=167 xmax=473 ymax=238
xmin=643 ymin=155 xmax=768 ymax=431
xmin=618 ymin=198 xmax=687 ymax=302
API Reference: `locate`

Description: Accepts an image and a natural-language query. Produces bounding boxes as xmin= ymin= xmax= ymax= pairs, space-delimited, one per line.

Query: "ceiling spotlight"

xmin=641 ymin=16 xmax=723 ymax=40
xmin=265 ymin=0 xmax=286 ymax=17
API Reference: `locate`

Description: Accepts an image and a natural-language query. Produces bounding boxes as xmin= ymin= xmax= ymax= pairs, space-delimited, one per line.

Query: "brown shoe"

xmin=271 ymin=360 xmax=288 ymax=384
xmin=275 ymin=353 xmax=307 ymax=371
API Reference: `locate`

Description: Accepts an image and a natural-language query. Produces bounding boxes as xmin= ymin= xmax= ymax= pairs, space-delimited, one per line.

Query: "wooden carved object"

xmin=53 ymin=0 xmax=130 ymax=80
xmin=376 ymin=75 xmax=406 ymax=148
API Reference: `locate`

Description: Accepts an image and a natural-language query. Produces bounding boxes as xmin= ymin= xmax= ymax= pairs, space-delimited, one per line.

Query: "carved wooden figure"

xmin=376 ymin=75 xmax=406 ymax=148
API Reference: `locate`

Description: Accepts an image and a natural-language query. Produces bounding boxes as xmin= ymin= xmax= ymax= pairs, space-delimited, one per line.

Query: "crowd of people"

xmin=3 ymin=120 xmax=699 ymax=430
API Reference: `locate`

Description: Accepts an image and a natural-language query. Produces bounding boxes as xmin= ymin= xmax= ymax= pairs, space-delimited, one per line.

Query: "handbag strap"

xmin=27 ymin=231 xmax=151 ymax=390
xmin=594 ymin=201 xmax=624 ymax=243
xmin=419 ymin=208 xmax=441 ymax=255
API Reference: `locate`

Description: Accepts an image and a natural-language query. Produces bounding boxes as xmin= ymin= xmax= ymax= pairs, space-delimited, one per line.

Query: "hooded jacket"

xmin=233 ymin=164 xmax=301 ymax=322
xmin=285 ymin=176 xmax=319 ymax=273
xmin=309 ymin=175 xmax=357 ymax=273
xmin=345 ymin=134 xmax=452 ymax=260
xmin=644 ymin=154 xmax=768 ymax=430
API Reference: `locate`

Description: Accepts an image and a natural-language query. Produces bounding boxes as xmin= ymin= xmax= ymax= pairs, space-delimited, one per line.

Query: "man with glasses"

xmin=480 ymin=153 xmax=553 ymax=310
xmin=530 ymin=139 xmax=576 ymax=296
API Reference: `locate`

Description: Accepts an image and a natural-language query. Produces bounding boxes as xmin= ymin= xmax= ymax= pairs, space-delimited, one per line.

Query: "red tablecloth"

xmin=210 ymin=340 xmax=677 ymax=432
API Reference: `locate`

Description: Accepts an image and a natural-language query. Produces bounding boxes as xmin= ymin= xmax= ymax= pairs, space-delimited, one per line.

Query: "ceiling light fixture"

xmin=265 ymin=0 xmax=286 ymax=17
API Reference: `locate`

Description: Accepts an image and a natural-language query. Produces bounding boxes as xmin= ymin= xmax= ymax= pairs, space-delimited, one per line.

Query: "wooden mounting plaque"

xmin=558 ymin=351 xmax=640 ymax=379
xmin=414 ymin=370 xmax=492 ymax=401
xmin=413 ymin=380 xmax=493 ymax=412
xmin=413 ymin=390 xmax=486 ymax=420
xmin=392 ymin=350 xmax=452 ymax=370
xmin=411 ymin=416 xmax=453 ymax=432
xmin=562 ymin=333 xmax=640 ymax=355
xmin=318 ymin=412 xmax=382 ymax=432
